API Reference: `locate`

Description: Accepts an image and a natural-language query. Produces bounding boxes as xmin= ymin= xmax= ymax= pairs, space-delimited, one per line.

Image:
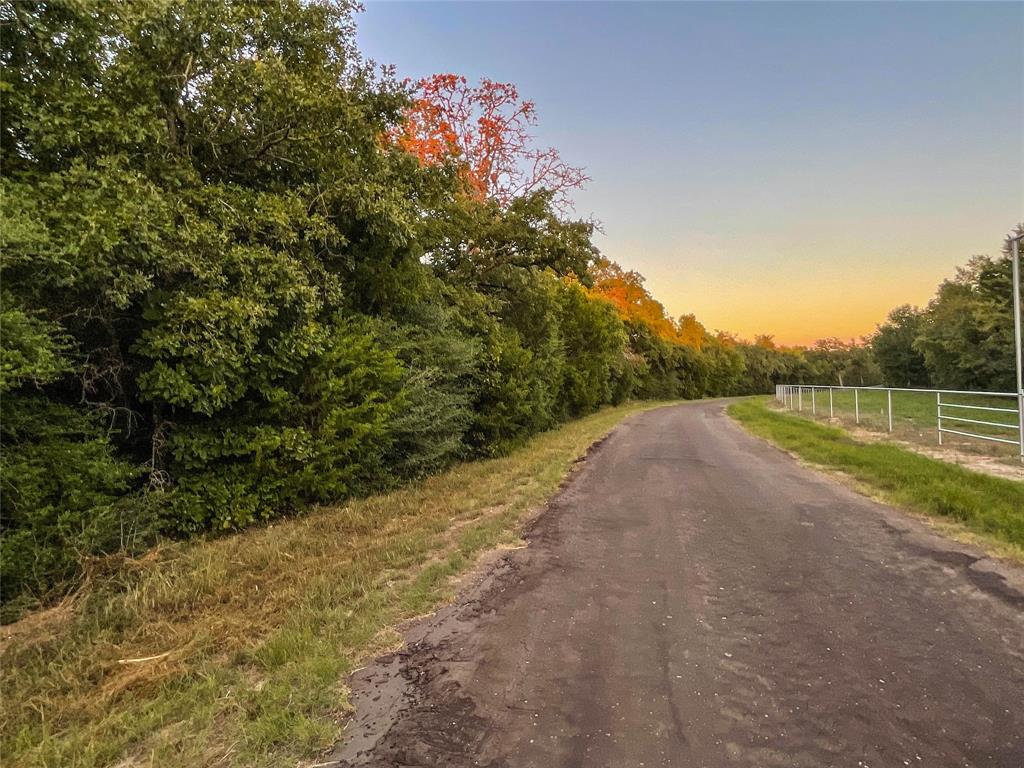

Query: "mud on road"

xmin=324 ymin=401 xmax=1024 ymax=768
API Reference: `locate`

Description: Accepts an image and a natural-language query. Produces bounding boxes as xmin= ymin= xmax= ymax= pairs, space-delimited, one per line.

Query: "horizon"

xmin=358 ymin=1 xmax=1024 ymax=346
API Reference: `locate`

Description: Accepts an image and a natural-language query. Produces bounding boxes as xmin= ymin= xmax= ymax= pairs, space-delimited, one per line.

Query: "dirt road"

xmin=328 ymin=400 xmax=1024 ymax=767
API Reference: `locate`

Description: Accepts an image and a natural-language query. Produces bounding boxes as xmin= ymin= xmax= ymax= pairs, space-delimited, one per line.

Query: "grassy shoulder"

xmin=1 ymin=400 xmax=672 ymax=768
xmin=729 ymin=398 xmax=1024 ymax=560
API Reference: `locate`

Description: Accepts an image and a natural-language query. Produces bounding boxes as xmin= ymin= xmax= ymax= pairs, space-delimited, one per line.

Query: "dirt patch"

xmin=317 ymin=497 xmax=575 ymax=767
xmin=838 ymin=420 xmax=1024 ymax=481
xmin=314 ymin=434 xmax=611 ymax=767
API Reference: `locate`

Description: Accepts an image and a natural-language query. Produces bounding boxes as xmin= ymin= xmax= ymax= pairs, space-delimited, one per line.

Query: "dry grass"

xmin=1 ymin=401 xmax=671 ymax=768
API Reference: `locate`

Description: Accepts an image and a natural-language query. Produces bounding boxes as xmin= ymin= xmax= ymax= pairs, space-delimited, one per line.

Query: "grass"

xmin=729 ymin=397 xmax=1024 ymax=560
xmin=0 ymin=400 xmax=672 ymax=768
xmin=784 ymin=386 xmax=1020 ymax=460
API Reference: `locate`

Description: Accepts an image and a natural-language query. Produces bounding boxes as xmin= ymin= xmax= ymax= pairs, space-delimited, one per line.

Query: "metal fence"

xmin=774 ymin=384 xmax=1024 ymax=459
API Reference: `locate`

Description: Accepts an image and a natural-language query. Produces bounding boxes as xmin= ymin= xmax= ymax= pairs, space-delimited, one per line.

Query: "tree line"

xmin=0 ymin=2 xmax=1015 ymax=617
xmin=748 ymin=240 xmax=1023 ymax=393
xmin=872 ymin=243 xmax=1022 ymax=392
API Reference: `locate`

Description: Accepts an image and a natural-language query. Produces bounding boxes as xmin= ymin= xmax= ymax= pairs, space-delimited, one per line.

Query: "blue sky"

xmin=358 ymin=1 xmax=1024 ymax=344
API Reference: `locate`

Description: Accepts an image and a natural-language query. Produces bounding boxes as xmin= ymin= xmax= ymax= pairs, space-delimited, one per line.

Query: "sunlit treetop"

xmin=587 ymin=257 xmax=698 ymax=346
xmin=393 ymin=73 xmax=589 ymax=212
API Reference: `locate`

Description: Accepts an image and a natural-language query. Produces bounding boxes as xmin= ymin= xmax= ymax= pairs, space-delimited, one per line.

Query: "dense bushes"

xmin=165 ymin=319 xmax=405 ymax=533
xmin=0 ymin=305 xmax=144 ymax=616
xmin=0 ymin=0 xmax=831 ymax=617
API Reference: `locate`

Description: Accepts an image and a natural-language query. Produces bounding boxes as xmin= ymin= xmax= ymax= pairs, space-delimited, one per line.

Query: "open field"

xmin=779 ymin=386 xmax=1022 ymax=467
xmin=0 ymin=401 xmax=670 ymax=768
xmin=731 ymin=397 xmax=1024 ymax=559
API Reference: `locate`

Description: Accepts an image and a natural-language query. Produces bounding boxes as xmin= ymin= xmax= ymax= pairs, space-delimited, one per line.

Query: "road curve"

xmin=329 ymin=400 xmax=1024 ymax=768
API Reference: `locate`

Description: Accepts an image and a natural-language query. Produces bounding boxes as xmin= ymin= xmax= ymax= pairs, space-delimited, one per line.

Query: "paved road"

xmin=330 ymin=400 xmax=1024 ymax=768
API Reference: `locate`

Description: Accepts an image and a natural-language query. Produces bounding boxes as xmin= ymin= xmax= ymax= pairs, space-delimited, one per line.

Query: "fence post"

xmin=799 ymin=386 xmax=803 ymax=411
xmin=887 ymin=389 xmax=893 ymax=432
xmin=1013 ymin=236 xmax=1023 ymax=460
xmin=829 ymin=387 xmax=833 ymax=419
xmin=1019 ymin=395 xmax=1023 ymax=461
xmin=936 ymin=391 xmax=942 ymax=445
xmin=854 ymin=389 xmax=859 ymax=424
xmin=812 ymin=387 xmax=816 ymax=415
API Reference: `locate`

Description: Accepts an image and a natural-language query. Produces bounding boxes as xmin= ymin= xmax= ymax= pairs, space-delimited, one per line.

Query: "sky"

xmin=357 ymin=1 xmax=1024 ymax=346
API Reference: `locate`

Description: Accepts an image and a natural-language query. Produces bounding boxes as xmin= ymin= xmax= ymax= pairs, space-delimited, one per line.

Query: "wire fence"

xmin=774 ymin=384 xmax=1024 ymax=465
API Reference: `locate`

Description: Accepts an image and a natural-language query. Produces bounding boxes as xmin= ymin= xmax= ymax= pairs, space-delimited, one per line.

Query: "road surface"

xmin=329 ymin=400 xmax=1024 ymax=768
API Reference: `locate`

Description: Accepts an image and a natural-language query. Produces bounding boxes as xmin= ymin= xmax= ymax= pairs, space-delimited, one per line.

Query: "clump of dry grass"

xmin=1 ymin=401 xmax=667 ymax=768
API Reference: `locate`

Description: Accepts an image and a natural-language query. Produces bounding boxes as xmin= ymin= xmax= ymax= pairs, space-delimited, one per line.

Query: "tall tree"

xmin=915 ymin=255 xmax=1017 ymax=391
xmin=395 ymin=74 xmax=589 ymax=211
xmin=0 ymin=0 xmax=424 ymax=599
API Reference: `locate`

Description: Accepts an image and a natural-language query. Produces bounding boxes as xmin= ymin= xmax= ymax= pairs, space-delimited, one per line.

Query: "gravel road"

xmin=328 ymin=400 xmax=1024 ymax=768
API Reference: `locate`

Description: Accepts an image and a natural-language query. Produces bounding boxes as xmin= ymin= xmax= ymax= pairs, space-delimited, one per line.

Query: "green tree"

xmin=872 ymin=306 xmax=930 ymax=387
xmin=0 ymin=302 xmax=141 ymax=615
xmin=1 ymin=0 xmax=425 ymax=605
xmin=556 ymin=281 xmax=626 ymax=417
xmin=915 ymin=255 xmax=1017 ymax=390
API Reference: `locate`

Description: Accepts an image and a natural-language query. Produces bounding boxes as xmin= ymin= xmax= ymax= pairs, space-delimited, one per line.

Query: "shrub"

xmin=166 ymin=321 xmax=404 ymax=532
xmin=0 ymin=306 xmax=144 ymax=616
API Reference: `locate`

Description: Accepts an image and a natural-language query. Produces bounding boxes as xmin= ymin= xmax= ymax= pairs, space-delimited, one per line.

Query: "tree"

xmin=0 ymin=0 xmax=423 ymax=602
xmin=678 ymin=314 xmax=707 ymax=349
xmin=588 ymin=257 xmax=680 ymax=341
xmin=872 ymin=305 xmax=930 ymax=387
xmin=395 ymin=74 xmax=589 ymax=211
xmin=428 ymin=190 xmax=598 ymax=289
xmin=914 ymin=256 xmax=1016 ymax=390
xmin=556 ymin=281 xmax=626 ymax=417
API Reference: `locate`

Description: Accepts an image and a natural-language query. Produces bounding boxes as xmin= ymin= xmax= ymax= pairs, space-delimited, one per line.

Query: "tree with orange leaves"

xmin=587 ymin=257 xmax=682 ymax=342
xmin=677 ymin=314 xmax=707 ymax=349
xmin=395 ymin=74 xmax=589 ymax=211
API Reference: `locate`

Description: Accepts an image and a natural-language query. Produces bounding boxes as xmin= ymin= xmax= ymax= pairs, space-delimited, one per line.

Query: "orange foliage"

xmin=677 ymin=314 xmax=707 ymax=350
xmin=587 ymin=257 xmax=705 ymax=346
xmin=714 ymin=330 xmax=741 ymax=348
xmin=394 ymin=74 xmax=589 ymax=210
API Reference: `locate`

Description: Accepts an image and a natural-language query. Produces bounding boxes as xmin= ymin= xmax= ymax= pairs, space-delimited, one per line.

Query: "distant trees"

xmin=873 ymin=306 xmax=931 ymax=388
xmin=868 ymin=238 xmax=1021 ymax=392
xmin=804 ymin=339 xmax=882 ymax=388
xmin=588 ymin=257 xmax=681 ymax=341
xmin=913 ymin=254 xmax=1018 ymax=391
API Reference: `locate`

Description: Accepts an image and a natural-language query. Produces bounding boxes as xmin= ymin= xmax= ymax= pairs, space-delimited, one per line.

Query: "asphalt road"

xmin=329 ymin=400 xmax=1024 ymax=768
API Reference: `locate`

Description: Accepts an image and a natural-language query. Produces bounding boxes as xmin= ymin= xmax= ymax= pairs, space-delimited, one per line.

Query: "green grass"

xmin=783 ymin=386 xmax=1021 ymax=462
xmin=0 ymin=400 xmax=673 ymax=768
xmin=730 ymin=397 xmax=1024 ymax=557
